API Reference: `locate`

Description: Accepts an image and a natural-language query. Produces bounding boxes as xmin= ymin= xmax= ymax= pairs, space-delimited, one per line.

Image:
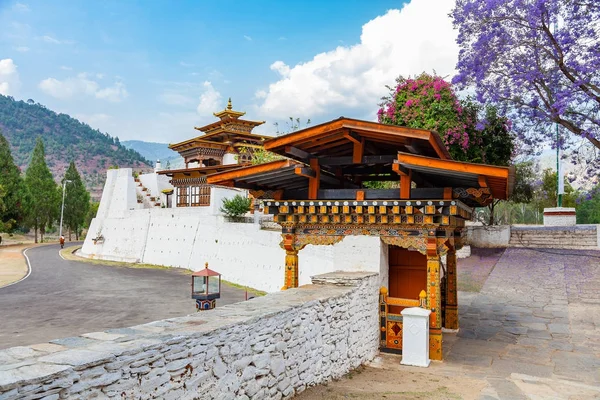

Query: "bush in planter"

xmin=220 ymin=195 xmax=251 ymax=220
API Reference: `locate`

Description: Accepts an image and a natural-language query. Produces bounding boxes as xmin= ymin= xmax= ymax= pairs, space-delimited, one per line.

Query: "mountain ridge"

xmin=0 ymin=94 xmax=152 ymax=199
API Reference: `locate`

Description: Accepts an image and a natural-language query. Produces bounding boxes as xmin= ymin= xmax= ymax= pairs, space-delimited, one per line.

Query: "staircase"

xmin=509 ymin=225 xmax=599 ymax=250
xmin=134 ymin=178 xmax=162 ymax=208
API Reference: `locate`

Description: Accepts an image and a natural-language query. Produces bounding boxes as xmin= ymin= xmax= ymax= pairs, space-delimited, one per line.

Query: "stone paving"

xmin=298 ymin=247 xmax=600 ymax=399
xmin=450 ymin=247 xmax=600 ymax=398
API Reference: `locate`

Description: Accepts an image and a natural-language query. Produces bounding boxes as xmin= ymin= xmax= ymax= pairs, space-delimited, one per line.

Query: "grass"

xmin=60 ymin=246 xmax=266 ymax=296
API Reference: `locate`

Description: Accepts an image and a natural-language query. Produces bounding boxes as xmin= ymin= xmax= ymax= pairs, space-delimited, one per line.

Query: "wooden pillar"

xmin=280 ymin=232 xmax=305 ymax=290
xmin=426 ymin=237 xmax=442 ymax=361
xmin=308 ymin=158 xmax=320 ymax=200
xmin=444 ymin=246 xmax=459 ymax=330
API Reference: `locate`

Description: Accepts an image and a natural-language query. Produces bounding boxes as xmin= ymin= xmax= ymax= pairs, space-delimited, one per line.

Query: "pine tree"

xmin=0 ymin=130 xmax=27 ymax=232
xmin=24 ymin=137 xmax=59 ymax=242
xmin=62 ymin=161 xmax=90 ymax=240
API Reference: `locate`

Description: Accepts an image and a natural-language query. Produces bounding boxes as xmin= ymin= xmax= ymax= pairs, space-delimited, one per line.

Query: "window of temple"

xmin=238 ymin=153 xmax=252 ymax=164
xmin=204 ymin=158 xmax=221 ymax=167
xmin=190 ymin=185 xmax=211 ymax=206
xmin=176 ymin=187 xmax=189 ymax=207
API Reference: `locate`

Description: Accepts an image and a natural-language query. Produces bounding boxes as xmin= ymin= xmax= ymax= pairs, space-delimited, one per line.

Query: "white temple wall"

xmin=222 ymin=152 xmax=237 ymax=165
xmin=82 ymin=171 xmax=386 ymax=293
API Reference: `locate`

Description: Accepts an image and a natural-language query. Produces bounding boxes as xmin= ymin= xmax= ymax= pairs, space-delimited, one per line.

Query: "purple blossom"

xmin=452 ymin=0 xmax=600 ymax=174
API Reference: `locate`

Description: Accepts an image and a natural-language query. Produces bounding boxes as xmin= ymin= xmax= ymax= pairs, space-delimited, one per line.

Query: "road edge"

xmin=0 ymin=246 xmax=33 ymax=289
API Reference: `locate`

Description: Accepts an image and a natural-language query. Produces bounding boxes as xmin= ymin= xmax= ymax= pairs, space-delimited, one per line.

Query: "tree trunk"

xmin=75 ymin=228 xmax=79 ymax=241
xmin=487 ymin=202 xmax=495 ymax=225
xmin=40 ymin=226 xmax=45 ymax=243
xmin=34 ymin=225 xmax=38 ymax=244
xmin=69 ymin=228 xmax=72 ymax=241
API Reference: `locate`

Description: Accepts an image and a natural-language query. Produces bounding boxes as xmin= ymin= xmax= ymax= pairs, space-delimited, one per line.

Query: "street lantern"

xmin=192 ymin=262 xmax=221 ymax=311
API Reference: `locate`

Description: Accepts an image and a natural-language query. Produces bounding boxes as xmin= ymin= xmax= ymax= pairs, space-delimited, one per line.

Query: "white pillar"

xmin=401 ymin=307 xmax=431 ymax=367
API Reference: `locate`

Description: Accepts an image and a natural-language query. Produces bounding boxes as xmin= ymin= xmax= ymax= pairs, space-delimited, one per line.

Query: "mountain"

xmin=0 ymin=95 xmax=152 ymax=199
xmin=121 ymin=140 xmax=184 ymax=169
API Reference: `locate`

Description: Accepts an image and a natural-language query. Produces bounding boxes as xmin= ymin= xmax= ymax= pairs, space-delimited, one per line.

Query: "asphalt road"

xmin=0 ymin=243 xmax=248 ymax=349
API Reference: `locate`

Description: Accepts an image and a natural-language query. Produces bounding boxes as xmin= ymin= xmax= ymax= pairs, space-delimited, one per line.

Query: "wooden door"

xmin=388 ymin=247 xmax=427 ymax=314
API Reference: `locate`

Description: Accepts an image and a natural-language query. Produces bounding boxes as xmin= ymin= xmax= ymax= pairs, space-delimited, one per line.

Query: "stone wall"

xmin=0 ymin=272 xmax=380 ymax=400
xmin=465 ymin=225 xmax=511 ymax=248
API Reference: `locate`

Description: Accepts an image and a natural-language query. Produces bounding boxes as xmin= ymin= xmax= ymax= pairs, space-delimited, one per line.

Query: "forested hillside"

xmin=0 ymin=95 xmax=151 ymax=198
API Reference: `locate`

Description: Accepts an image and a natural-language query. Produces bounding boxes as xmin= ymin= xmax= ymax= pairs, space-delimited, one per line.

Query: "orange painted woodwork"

xmin=388 ymin=247 xmax=427 ymax=314
xmin=264 ymin=117 xmax=450 ymax=159
xmin=206 ymin=159 xmax=296 ymax=184
xmin=308 ymin=158 xmax=320 ymax=199
xmin=443 ymin=187 xmax=453 ymax=199
xmin=356 ymin=190 xmax=365 ymax=201
xmin=400 ymin=173 xmax=411 ymax=199
xmin=352 ymin=137 xmax=365 ymax=164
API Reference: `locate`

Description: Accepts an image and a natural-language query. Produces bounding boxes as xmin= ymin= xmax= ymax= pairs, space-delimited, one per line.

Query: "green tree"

xmin=62 ymin=161 xmax=91 ymax=240
xmin=24 ymin=137 xmax=59 ymax=243
xmin=576 ymin=183 xmax=600 ymax=224
xmin=0 ymin=130 xmax=27 ymax=232
xmin=84 ymin=201 xmax=100 ymax=230
xmin=534 ymin=169 xmax=577 ymax=211
xmin=220 ymin=195 xmax=251 ymax=219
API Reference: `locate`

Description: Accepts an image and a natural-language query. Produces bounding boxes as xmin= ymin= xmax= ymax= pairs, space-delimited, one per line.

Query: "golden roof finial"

xmin=205 ymin=262 xmax=209 ymax=269
xmin=227 ymin=98 xmax=232 ymax=110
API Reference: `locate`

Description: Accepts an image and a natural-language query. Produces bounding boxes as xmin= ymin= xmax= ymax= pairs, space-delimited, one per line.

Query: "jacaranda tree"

xmin=451 ymin=0 xmax=600 ymax=174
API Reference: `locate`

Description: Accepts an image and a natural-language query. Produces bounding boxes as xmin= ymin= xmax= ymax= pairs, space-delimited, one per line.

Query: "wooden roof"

xmin=395 ymin=153 xmax=515 ymax=200
xmin=264 ymin=117 xmax=451 ymax=161
xmin=206 ymin=159 xmax=348 ymax=191
xmin=157 ymin=163 xmax=247 ymax=177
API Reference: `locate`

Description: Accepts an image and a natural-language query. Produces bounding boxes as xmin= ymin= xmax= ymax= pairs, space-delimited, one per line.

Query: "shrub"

xmin=220 ymin=195 xmax=251 ymax=218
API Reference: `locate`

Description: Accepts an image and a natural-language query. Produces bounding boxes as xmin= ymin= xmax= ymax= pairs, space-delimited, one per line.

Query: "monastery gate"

xmin=208 ymin=117 xmax=513 ymax=360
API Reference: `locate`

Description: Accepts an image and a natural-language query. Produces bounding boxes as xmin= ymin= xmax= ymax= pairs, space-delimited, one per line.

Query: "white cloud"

xmin=38 ymin=73 xmax=128 ymax=102
xmin=196 ymin=81 xmax=222 ymax=115
xmin=180 ymin=61 xmax=194 ymax=67
xmin=14 ymin=46 xmax=29 ymax=52
xmin=40 ymin=35 xmax=74 ymax=45
xmin=95 ymin=82 xmax=128 ymax=102
xmin=254 ymin=89 xmax=267 ymax=99
xmin=159 ymin=92 xmax=195 ymax=107
xmin=60 ymin=65 xmax=72 ymax=71
xmin=13 ymin=3 xmax=30 ymax=12
xmin=243 ymin=35 xmax=252 ymax=41
xmin=0 ymin=58 xmax=20 ymax=96
xmin=255 ymin=0 xmax=458 ymax=121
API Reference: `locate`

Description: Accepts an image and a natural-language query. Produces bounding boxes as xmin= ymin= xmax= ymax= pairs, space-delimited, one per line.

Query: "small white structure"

xmin=543 ymin=207 xmax=576 ymax=226
xmin=401 ymin=307 xmax=431 ymax=367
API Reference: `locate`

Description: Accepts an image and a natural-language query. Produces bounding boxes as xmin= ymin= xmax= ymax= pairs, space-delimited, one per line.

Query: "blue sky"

xmin=0 ymin=0 xmax=458 ymax=143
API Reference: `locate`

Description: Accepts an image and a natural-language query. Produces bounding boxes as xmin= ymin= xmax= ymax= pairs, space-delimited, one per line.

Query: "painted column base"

xmin=401 ymin=307 xmax=432 ymax=367
xmin=543 ymin=207 xmax=576 ymax=226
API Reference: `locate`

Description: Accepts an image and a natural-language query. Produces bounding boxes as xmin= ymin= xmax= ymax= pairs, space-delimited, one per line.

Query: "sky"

xmin=0 ymin=0 xmax=459 ymax=143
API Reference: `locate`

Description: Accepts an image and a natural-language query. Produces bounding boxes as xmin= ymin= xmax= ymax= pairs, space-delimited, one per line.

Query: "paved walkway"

xmin=298 ymin=248 xmax=600 ymax=399
xmin=0 ymin=243 xmax=249 ymax=349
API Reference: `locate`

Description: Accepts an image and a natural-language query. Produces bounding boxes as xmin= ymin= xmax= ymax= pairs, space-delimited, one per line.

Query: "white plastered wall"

xmin=82 ymin=171 xmax=388 ymax=293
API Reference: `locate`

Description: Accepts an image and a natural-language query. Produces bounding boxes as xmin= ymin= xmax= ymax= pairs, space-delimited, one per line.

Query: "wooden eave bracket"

xmin=294 ymin=167 xmax=316 ymax=179
xmin=285 ymin=146 xmax=311 ymax=161
xmin=392 ymin=162 xmax=410 ymax=176
xmin=478 ymin=175 xmax=488 ymax=188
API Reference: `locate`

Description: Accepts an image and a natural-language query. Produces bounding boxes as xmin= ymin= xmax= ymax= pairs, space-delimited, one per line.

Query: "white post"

xmin=401 ymin=307 xmax=432 ymax=367
xmin=58 ymin=180 xmax=72 ymax=238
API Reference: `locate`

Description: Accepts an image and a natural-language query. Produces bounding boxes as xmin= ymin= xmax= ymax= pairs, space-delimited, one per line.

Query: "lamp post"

xmin=59 ymin=180 xmax=72 ymax=238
